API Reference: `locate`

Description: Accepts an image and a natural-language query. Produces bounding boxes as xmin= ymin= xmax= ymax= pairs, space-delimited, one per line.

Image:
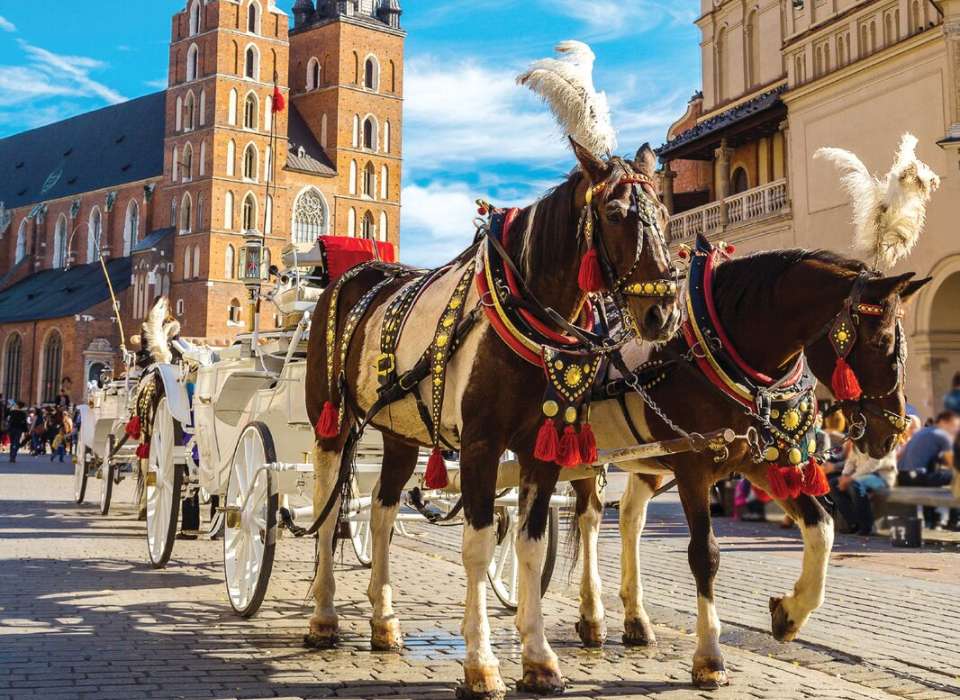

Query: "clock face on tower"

xmin=41 ymin=165 xmax=63 ymax=195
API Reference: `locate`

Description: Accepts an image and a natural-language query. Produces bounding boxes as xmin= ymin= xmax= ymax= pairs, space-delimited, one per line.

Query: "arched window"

xmin=870 ymin=20 xmax=877 ymax=52
xmin=172 ymin=145 xmax=179 ymax=182
xmin=731 ymin=167 xmax=749 ymax=195
xmin=264 ymin=195 xmax=273 ymax=234
xmin=182 ymin=143 xmax=193 ymax=182
xmin=379 ymin=211 xmax=387 ymax=242
xmin=200 ymin=90 xmax=207 ymax=126
xmin=228 ymin=298 xmax=241 ymax=324
xmin=232 ymin=40 xmax=240 ymax=74
xmin=189 ymin=0 xmax=202 ymax=35
xmin=243 ymin=143 xmax=258 ymax=181
xmin=380 ymin=165 xmax=389 ymax=199
xmin=814 ymin=45 xmax=823 ymax=77
xmin=247 ymin=1 xmax=260 ymax=34
xmin=186 ymin=44 xmax=199 ymax=82
xmin=185 ymin=92 xmax=195 ymax=130
xmin=3 ymin=333 xmax=22 ymax=401
xmin=347 ymin=207 xmax=356 ymax=237
xmin=175 ymin=96 xmax=183 ymax=132
xmin=264 ymin=95 xmax=272 ymax=131
xmin=389 ymin=60 xmax=396 ymax=92
xmin=363 ymin=162 xmax=375 ymax=198
xmin=225 ymin=244 xmax=235 ymax=279
xmin=383 ymin=121 xmax=390 ymax=153
xmin=184 ymin=245 xmax=192 ymax=279
xmin=53 ymin=215 xmax=68 ymax=267
xmin=364 ymin=55 xmax=379 ymax=90
xmin=242 ymin=193 xmax=257 ymax=231
xmin=363 ymin=116 xmax=377 ymax=150
xmin=308 ymin=57 xmax=321 ymax=90
xmin=361 ymin=211 xmax=375 ymax=239
xmin=716 ymin=27 xmax=726 ymax=100
xmin=352 ymin=114 xmax=360 ymax=148
xmin=175 ymin=298 xmax=184 ymax=316
xmin=15 ymin=220 xmax=27 ymax=264
xmin=40 ymin=331 xmax=62 ymax=404
xmin=746 ymin=11 xmax=760 ymax=87
xmin=226 ymin=139 xmax=236 ymax=177
xmin=224 ymin=191 xmax=235 ymax=230
xmin=911 ymin=1 xmax=922 ymax=32
xmin=291 ymin=187 xmax=328 ymax=243
xmin=244 ymin=92 xmax=258 ymax=129
xmin=87 ymin=207 xmax=102 ymax=262
xmin=794 ymin=54 xmax=803 ymax=83
xmin=181 ymin=193 xmax=192 ymax=234
xmin=197 ymin=194 xmax=204 ymax=231
xmin=199 ymin=140 xmax=207 ymax=176
xmin=349 ymin=160 xmax=357 ymax=195
xmin=171 ymin=198 xmax=177 ymax=227
xmin=353 ymin=51 xmax=360 ymax=83
xmin=321 ymin=113 xmax=328 ymax=147
xmin=123 ymin=201 xmax=139 ymax=256
xmin=264 ymin=146 xmax=272 ymax=182
xmin=228 ymin=88 xmax=238 ymax=125
xmin=245 ymin=45 xmax=259 ymax=80
xmin=193 ymin=246 xmax=201 ymax=279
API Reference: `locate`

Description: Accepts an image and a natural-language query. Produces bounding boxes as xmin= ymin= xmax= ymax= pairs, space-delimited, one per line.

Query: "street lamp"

xmin=240 ymin=229 xmax=266 ymax=334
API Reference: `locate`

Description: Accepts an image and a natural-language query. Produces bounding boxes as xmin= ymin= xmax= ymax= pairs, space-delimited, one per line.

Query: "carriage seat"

xmin=172 ymin=338 xmax=218 ymax=366
xmin=281 ymin=242 xmax=326 ymax=269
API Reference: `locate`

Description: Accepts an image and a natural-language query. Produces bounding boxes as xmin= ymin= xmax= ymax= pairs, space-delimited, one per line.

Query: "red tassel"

xmin=578 ymin=422 xmax=598 ymax=465
xmin=136 ymin=442 xmax=150 ymax=459
xmin=801 ymin=459 xmax=830 ymax=497
xmin=783 ymin=468 xmax=804 ymax=499
xmin=557 ymin=425 xmax=583 ymax=468
xmin=766 ymin=465 xmax=789 ymax=499
xmin=125 ymin=415 xmax=141 ymax=440
xmin=577 ymin=248 xmax=605 ymax=293
xmin=315 ymin=401 xmax=340 ymax=439
xmin=424 ymin=447 xmax=448 ymax=490
xmin=272 ymin=85 xmax=286 ymax=113
xmin=831 ymin=357 xmax=862 ymax=401
xmin=534 ymin=419 xmax=559 ymax=463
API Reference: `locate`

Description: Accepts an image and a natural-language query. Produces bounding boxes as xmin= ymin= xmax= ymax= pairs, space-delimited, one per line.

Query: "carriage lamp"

xmin=241 ymin=231 xmax=266 ymax=332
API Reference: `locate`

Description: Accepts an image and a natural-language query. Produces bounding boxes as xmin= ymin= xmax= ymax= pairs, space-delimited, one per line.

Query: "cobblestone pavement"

xmin=1 ymin=456 xmax=958 ymax=700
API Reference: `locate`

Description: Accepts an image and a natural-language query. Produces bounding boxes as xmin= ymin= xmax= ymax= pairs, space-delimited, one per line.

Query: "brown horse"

xmin=573 ymin=243 xmax=928 ymax=688
xmin=304 ymin=142 xmax=679 ymax=698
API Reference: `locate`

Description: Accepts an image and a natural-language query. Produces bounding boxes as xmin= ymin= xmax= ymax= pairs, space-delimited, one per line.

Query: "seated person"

xmin=832 ymin=448 xmax=897 ymax=536
xmin=897 ymin=410 xmax=960 ymax=530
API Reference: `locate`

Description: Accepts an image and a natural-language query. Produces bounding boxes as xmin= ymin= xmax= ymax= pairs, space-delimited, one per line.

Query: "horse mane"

xmin=512 ymin=174 xmax=582 ymax=279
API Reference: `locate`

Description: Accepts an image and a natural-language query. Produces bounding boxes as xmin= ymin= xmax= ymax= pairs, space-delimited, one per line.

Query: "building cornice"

xmin=290 ymin=15 xmax=406 ymax=40
xmin=4 ymin=176 xmax=162 ymax=216
xmin=698 ymin=79 xmax=788 ymax=122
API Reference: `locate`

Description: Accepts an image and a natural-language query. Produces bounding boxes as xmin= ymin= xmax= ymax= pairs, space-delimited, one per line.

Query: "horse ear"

xmin=866 ymin=272 xmax=915 ymax=299
xmin=570 ymin=136 xmax=608 ymax=184
xmin=634 ymin=143 xmax=658 ymax=178
xmin=900 ymin=276 xmax=932 ymax=301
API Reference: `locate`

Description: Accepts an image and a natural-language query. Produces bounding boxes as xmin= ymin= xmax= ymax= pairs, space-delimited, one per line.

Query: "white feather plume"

xmin=517 ymin=40 xmax=617 ymax=158
xmin=143 ymin=298 xmax=173 ymax=365
xmin=814 ymin=133 xmax=940 ymax=270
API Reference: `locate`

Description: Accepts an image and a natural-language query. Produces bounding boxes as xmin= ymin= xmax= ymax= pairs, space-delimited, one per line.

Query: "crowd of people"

xmin=737 ymin=372 xmax=960 ymax=535
xmin=0 ymin=380 xmax=75 ymax=464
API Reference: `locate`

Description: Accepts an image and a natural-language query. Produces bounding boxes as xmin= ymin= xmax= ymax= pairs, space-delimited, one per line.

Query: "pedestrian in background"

xmin=945 ymin=372 xmax=960 ymax=414
xmin=7 ymin=402 xmax=27 ymax=463
xmin=898 ymin=410 xmax=960 ymax=530
xmin=832 ymin=448 xmax=897 ymax=535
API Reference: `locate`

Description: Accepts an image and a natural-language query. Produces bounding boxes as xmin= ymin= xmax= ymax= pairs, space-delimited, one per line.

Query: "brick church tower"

xmin=144 ymin=0 xmax=403 ymax=344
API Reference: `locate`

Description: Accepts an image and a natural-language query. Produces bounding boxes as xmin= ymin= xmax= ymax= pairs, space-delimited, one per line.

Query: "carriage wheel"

xmin=146 ymin=398 xmax=181 ymax=569
xmin=223 ymin=422 xmax=278 ymax=618
xmin=73 ymin=444 xmax=90 ymax=504
xmin=98 ymin=436 xmax=115 ymax=516
xmin=487 ymin=504 xmax=558 ymax=611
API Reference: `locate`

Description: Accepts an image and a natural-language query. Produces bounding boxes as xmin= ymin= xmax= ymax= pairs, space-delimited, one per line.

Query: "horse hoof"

xmin=575 ymin=618 xmax=607 ymax=648
xmin=370 ymin=619 xmax=403 ymax=652
xmin=692 ymin=660 xmax=729 ymax=690
xmin=517 ymin=662 xmax=565 ymax=695
xmin=304 ymin=620 xmax=339 ymax=649
xmin=458 ymin=666 xmax=506 ymax=700
xmin=769 ymin=596 xmax=799 ymax=642
xmin=622 ymin=618 xmax=657 ymax=647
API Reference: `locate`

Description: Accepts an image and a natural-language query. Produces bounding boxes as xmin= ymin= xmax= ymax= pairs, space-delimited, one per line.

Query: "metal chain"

xmin=623 ymin=372 xmax=693 ymax=441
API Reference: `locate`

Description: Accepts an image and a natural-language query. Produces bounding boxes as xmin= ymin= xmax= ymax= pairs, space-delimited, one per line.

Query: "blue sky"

xmin=0 ymin=1 xmax=701 ymax=266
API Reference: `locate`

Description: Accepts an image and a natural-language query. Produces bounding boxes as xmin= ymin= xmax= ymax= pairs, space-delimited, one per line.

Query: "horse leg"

xmin=514 ymin=460 xmax=564 ymax=694
xmin=304 ymin=445 xmax=343 ymax=649
xmin=367 ymin=437 xmax=419 ymax=651
xmin=767 ymin=493 xmax=834 ymax=642
xmin=619 ymin=473 xmax=660 ymax=646
xmin=571 ymin=478 xmax=606 ymax=648
xmin=677 ymin=475 xmax=728 ymax=688
xmin=458 ymin=438 xmax=507 ymax=700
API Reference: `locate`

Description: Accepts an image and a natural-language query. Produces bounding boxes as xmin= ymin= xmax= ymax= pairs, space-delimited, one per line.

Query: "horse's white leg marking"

xmin=619 ymin=474 xmax=657 ymax=645
xmin=576 ymin=482 xmax=606 ymax=646
xmin=306 ymin=445 xmax=342 ymax=646
xmin=460 ymin=524 xmax=505 ymax=696
xmin=694 ymin=594 xmax=723 ymax=669
xmin=774 ymin=514 xmax=833 ymax=640
xmin=367 ymin=479 xmax=403 ymax=650
xmin=515 ymin=486 xmax=562 ymax=684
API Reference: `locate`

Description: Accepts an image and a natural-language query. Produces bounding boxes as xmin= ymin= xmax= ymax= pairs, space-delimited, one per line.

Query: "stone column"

xmin=661 ymin=163 xmax=676 ymax=215
xmin=715 ymin=138 xmax=734 ymax=226
xmin=941 ymin=0 xmax=960 ymax=139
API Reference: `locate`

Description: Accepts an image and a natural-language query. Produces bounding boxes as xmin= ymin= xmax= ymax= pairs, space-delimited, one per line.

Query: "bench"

xmin=873 ymin=486 xmax=960 ymax=545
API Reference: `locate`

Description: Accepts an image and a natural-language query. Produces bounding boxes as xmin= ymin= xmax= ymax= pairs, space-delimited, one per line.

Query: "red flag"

xmin=272 ymin=85 xmax=285 ymax=113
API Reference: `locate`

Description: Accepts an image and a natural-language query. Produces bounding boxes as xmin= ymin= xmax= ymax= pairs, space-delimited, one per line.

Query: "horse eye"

xmin=606 ymin=201 xmax=628 ymax=223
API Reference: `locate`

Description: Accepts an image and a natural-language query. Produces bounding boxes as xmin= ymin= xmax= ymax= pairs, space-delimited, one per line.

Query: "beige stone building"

xmin=660 ymin=0 xmax=960 ymax=417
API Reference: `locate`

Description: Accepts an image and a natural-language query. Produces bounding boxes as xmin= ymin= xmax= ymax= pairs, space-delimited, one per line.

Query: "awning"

xmin=320 ymin=236 xmax=397 ymax=281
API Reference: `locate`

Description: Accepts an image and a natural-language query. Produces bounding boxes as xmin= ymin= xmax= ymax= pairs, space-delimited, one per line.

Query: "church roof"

xmin=286 ymin=105 xmax=337 ymax=176
xmin=132 ymin=227 xmax=175 ymax=254
xmin=0 ymin=257 xmax=132 ymax=324
xmin=0 ymin=92 xmax=167 ymax=212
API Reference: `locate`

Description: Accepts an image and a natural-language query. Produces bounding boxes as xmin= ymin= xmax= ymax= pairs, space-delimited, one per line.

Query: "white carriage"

xmin=73 ymin=365 xmax=143 ymax=516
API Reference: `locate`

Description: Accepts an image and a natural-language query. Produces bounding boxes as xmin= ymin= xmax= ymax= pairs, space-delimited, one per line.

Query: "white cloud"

xmin=0 ymin=16 xmax=15 ymax=32
xmin=19 ymin=41 xmax=125 ymax=105
xmin=400 ymin=182 xmax=481 ymax=267
xmin=144 ymin=78 xmax=169 ymax=90
xmin=546 ymin=0 xmax=697 ymax=41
